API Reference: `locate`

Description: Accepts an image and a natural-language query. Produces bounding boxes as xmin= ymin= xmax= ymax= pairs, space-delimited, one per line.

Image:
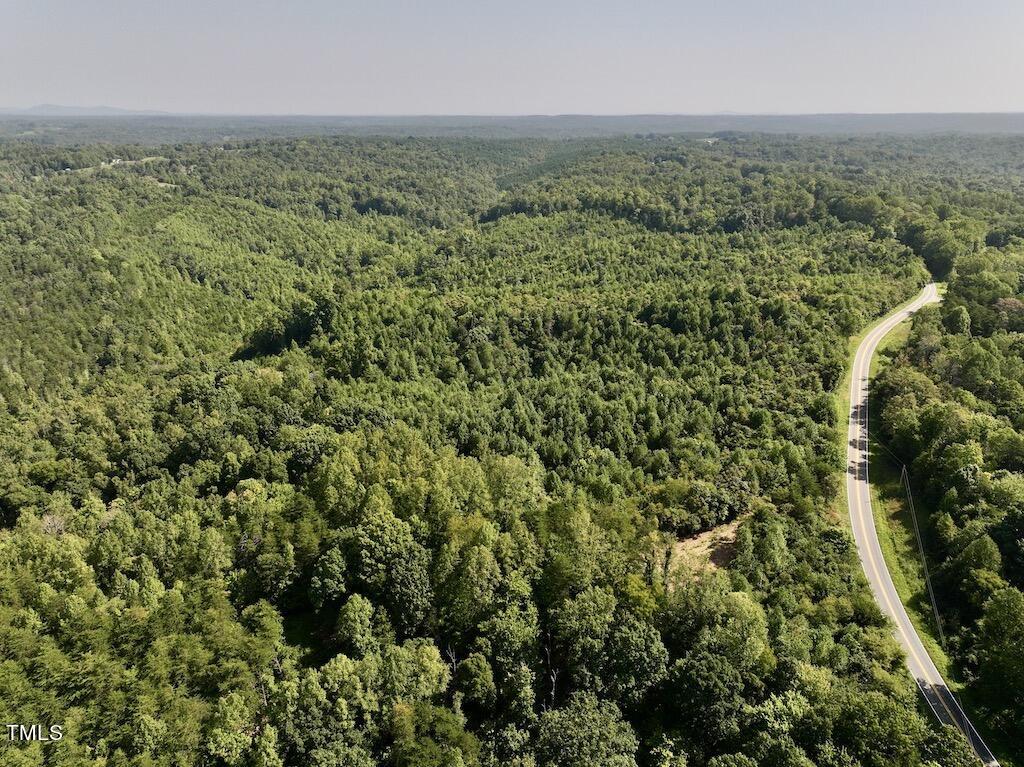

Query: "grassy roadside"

xmin=858 ymin=297 xmax=1019 ymax=767
xmin=865 ymin=322 xmax=954 ymax=679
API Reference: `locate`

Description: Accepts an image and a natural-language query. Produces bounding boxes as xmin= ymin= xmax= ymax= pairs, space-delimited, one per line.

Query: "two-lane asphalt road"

xmin=846 ymin=282 xmax=999 ymax=766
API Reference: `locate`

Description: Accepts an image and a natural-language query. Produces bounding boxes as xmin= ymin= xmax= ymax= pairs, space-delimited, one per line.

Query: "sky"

xmin=3 ymin=0 xmax=1023 ymax=115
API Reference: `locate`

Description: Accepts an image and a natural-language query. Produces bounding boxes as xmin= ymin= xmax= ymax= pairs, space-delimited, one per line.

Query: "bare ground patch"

xmin=659 ymin=515 xmax=746 ymax=590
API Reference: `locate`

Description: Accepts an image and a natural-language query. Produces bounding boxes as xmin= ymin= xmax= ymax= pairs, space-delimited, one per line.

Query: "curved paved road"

xmin=846 ymin=282 xmax=999 ymax=766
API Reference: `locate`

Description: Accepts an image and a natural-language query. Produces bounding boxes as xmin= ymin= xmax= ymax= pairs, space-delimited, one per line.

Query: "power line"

xmin=900 ymin=463 xmax=947 ymax=650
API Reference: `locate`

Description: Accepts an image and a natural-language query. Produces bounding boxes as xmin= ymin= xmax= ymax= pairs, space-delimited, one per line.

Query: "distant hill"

xmin=1 ymin=112 xmax=1023 ymax=144
xmin=0 ymin=104 xmax=168 ymax=116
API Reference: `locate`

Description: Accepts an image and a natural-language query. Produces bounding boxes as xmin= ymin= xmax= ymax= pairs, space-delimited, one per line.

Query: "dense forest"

xmin=1 ymin=129 xmax=1023 ymax=767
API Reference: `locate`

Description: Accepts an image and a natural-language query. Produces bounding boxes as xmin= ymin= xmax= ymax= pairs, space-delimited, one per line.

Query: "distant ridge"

xmin=2 ymin=111 xmax=1024 ymax=143
xmin=0 ymin=104 xmax=168 ymax=116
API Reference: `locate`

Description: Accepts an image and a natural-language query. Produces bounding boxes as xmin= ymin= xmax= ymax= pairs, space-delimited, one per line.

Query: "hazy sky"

xmin=3 ymin=0 xmax=1023 ymax=114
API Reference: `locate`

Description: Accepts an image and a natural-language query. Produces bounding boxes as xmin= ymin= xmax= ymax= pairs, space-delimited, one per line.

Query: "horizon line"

xmin=4 ymin=108 xmax=1024 ymax=119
